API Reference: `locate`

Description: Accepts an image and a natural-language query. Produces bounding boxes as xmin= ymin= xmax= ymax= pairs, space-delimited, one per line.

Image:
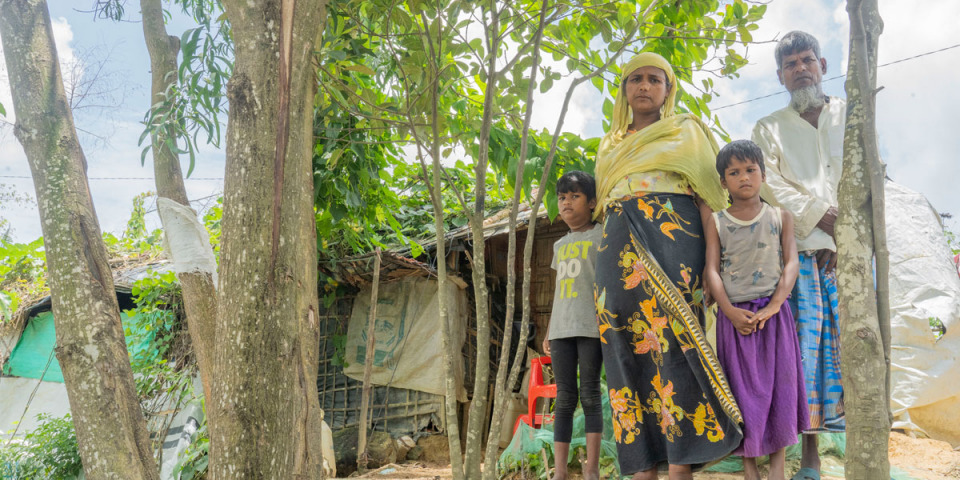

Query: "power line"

xmin=712 ymin=42 xmax=960 ymax=111
xmin=0 ymin=175 xmax=223 ymax=181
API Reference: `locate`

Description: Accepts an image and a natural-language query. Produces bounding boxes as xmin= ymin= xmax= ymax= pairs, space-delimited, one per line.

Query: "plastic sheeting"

xmin=1 ymin=312 xmax=63 ymax=382
xmin=498 ymin=383 xmax=619 ymax=477
xmin=2 ymin=311 xmax=142 ymax=384
xmin=0 ymin=377 xmax=71 ymax=435
xmin=156 ymin=383 xmax=205 ymax=480
xmin=344 ymin=277 xmax=467 ymax=401
xmin=885 ymin=181 xmax=960 ymax=446
xmin=156 ymin=197 xmax=218 ymax=285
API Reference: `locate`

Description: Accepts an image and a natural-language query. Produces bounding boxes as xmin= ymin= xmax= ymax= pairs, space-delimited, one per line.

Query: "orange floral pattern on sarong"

xmin=596 ymin=193 xmax=742 ymax=472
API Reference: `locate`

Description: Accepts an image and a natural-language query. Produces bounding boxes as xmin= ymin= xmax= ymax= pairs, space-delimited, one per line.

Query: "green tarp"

xmin=2 ymin=312 xmax=63 ymax=382
xmin=2 ymin=311 xmax=141 ymax=384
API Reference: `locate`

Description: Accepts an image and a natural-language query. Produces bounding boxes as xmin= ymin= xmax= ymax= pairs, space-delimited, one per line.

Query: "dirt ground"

xmin=341 ymin=432 xmax=960 ymax=479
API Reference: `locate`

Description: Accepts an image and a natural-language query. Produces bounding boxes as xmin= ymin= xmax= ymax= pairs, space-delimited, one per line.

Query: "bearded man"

xmin=752 ymin=31 xmax=845 ymax=480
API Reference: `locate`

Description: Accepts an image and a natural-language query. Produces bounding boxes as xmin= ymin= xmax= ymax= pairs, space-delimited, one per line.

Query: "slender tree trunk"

xmin=481 ymin=2 xmax=549 ymax=477
xmin=462 ymin=4 xmax=500 ymax=477
xmin=357 ymin=249 xmax=381 ymax=472
xmin=837 ymin=0 xmax=889 ymax=478
xmin=856 ymin=0 xmax=893 ymax=422
xmin=479 ymin=15 xmax=639 ymax=477
xmin=409 ymin=13 xmax=463 ymax=476
xmin=414 ymin=138 xmax=464 ymax=478
xmin=429 ymin=163 xmax=465 ymax=480
xmin=139 ymin=0 xmax=218 ymax=408
xmin=0 ymin=1 xmax=159 ymax=478
xmin=210 ymin=0 xmax=326 ymax=478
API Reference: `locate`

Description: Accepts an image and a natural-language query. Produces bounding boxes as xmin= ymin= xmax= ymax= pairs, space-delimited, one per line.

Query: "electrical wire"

xmin=0 ymin=175 xmax=223 ymax=181
xmin=712 ymin=42 xmax=960 ymax=111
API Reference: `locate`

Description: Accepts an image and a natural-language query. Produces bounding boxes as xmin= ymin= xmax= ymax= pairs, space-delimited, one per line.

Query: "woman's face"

xmin=623 ymin=66 xmax=669 ymax=118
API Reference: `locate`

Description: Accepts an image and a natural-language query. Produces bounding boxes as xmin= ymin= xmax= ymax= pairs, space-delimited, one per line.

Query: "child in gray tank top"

xmin=703 ymin=140 xmax=808 ymax=480
xmin=540 ymin=171 xmax=603 ymax=480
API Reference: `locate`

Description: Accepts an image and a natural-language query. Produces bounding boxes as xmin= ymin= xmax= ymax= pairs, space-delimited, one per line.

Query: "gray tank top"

xmin=714 ymin=204 xmax=783 ymax=303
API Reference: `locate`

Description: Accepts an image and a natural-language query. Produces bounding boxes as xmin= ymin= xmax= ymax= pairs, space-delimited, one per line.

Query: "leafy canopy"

xmin=313 ymin=0 xmax=765 ymax=258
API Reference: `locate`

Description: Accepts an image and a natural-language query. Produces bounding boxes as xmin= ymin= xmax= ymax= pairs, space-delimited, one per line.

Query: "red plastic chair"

xmin=513 ymin=355 xmax=557 ymax=434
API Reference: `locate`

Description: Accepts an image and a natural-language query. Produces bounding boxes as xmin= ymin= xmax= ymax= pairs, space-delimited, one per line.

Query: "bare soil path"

xmin=341 ymin=432 xmax=960 ymax=480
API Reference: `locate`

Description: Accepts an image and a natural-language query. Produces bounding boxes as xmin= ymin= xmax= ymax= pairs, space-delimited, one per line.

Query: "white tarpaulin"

xmin=886 ymin=181 xmax=960 ymax=446
xmin=344 ymin=277 xmax=467 ymax=401
xmin=156 ymin=197 xmax=218 ymax=285
xmin=0 ymin=377 xmax=71 ymax=436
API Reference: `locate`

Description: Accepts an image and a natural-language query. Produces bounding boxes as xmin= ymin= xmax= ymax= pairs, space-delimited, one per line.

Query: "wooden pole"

xmin=357 ymin=248 xmax=382 ymax=472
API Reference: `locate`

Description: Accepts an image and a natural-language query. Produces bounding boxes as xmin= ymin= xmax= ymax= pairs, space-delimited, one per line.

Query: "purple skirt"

xmin=716 ymin=296 xmax=809 ymax=457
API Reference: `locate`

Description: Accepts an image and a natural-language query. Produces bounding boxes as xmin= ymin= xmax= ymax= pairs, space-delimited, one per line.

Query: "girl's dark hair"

xmin=716 ymin=140 xmax=765 ymax=177
xmin=557 ymin=170 xmax=596 ymax=201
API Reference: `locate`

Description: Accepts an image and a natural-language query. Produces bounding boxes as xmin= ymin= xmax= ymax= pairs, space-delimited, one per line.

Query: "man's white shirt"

xmin=753 ymin=96 xmax=845 ymax=253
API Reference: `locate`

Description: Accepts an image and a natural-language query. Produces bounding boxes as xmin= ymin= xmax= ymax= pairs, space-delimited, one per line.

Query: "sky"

xmin=1 ymin=0 xmax=958 ymax=243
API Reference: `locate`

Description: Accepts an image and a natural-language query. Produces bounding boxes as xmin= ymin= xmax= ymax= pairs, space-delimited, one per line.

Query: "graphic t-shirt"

xmin=547 ymin=224 xmax=602 ymax=340
xmin=714 ymin=204 xmax=784 ymax=303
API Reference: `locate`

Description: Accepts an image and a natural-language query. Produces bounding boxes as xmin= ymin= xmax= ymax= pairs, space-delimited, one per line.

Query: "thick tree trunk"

xmin=139 ymin=0 xmax=218 ymax=408
xmin=209 ymin=0 xmax=327 ymax=478
xmin=0 ymin=1 xmax=159 ymax=478
xmin=837 ymin=0 xmax=889 ymax=478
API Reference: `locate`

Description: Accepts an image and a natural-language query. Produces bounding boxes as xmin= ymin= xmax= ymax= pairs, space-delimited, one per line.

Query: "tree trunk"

xmin=462 ymin=4 xmax=500 ymax=477
xmin=357 ymin=249 xmax=381 ymax=472
xmin=0 ymin=1 xmax=159 ymax=478
xmin=482 ymin=3 xmax=549 ymax=477
xmin=209 ymin=0 xmax=327 ymax=478
xmin=409 ymin=12 xmax=463 ymax=476
xmin=837 ymin=0 xmax=890 ymax=478
xmin=429 ymin=163 xmax=465 ymax=480
xmin=139 ymin=0 xmax=218 ymax=409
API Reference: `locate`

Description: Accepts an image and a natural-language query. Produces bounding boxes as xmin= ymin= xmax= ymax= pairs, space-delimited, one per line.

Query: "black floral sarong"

xmin=595 ymin=193 xmax=743 ymax=474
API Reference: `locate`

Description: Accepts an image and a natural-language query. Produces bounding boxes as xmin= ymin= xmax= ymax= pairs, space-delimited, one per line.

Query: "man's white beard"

xmin=789 ymin=84 xmax=826 ymax=113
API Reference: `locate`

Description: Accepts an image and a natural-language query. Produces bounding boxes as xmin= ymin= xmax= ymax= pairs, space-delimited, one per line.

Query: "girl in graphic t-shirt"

xmin=541 ymin=171 xmax=603 ymax=480
xmin=702 ymin=140 xmax=809 ymax=480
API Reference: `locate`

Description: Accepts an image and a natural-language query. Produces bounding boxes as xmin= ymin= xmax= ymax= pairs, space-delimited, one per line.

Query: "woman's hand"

xmin=703 ymin=285 xmax=715 ymax=308
xmin=750 ymin=302 xmax=782 ymax=331
xmin=542 ymin=337 xmax=551 ymax=355
xmin=723 ymin=306 xmax=756 ymax=335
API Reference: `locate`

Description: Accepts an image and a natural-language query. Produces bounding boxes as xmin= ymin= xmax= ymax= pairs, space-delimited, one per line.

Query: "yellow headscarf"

xmin=594 ymin=52 xmax=727 ymax=218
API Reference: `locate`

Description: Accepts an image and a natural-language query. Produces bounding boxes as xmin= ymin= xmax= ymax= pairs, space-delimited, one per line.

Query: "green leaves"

xmin=0 ymin=414 xmax=82 ymax=479
xmin=311 ymin=0 xmax=765 ymax=264
xmin=125 ymin=269 xmax=191 ymax=400
xmin=0 ymin=291 xmax=18 ymax=323
xmin=137 ymin=2 xmax=232 ymax=177
xmin=0 ymin=237 xmax=47 ymax=323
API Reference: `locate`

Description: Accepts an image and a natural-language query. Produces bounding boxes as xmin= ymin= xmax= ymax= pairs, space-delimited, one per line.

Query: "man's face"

xmin=777 ymin=49 xmax=827 ymax=92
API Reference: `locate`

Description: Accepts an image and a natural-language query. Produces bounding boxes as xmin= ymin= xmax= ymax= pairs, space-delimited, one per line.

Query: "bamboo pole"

xmin=357 ymin=248 xmax=382 ymax=472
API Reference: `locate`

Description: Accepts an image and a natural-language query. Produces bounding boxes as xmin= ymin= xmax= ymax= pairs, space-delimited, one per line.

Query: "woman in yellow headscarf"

xmin=593 ymin=52 xmax=743 ymax=479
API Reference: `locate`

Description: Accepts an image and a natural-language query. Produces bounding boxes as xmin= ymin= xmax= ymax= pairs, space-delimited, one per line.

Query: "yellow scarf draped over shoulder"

xmin=594 ymin=52 xmax=727 ymax=219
